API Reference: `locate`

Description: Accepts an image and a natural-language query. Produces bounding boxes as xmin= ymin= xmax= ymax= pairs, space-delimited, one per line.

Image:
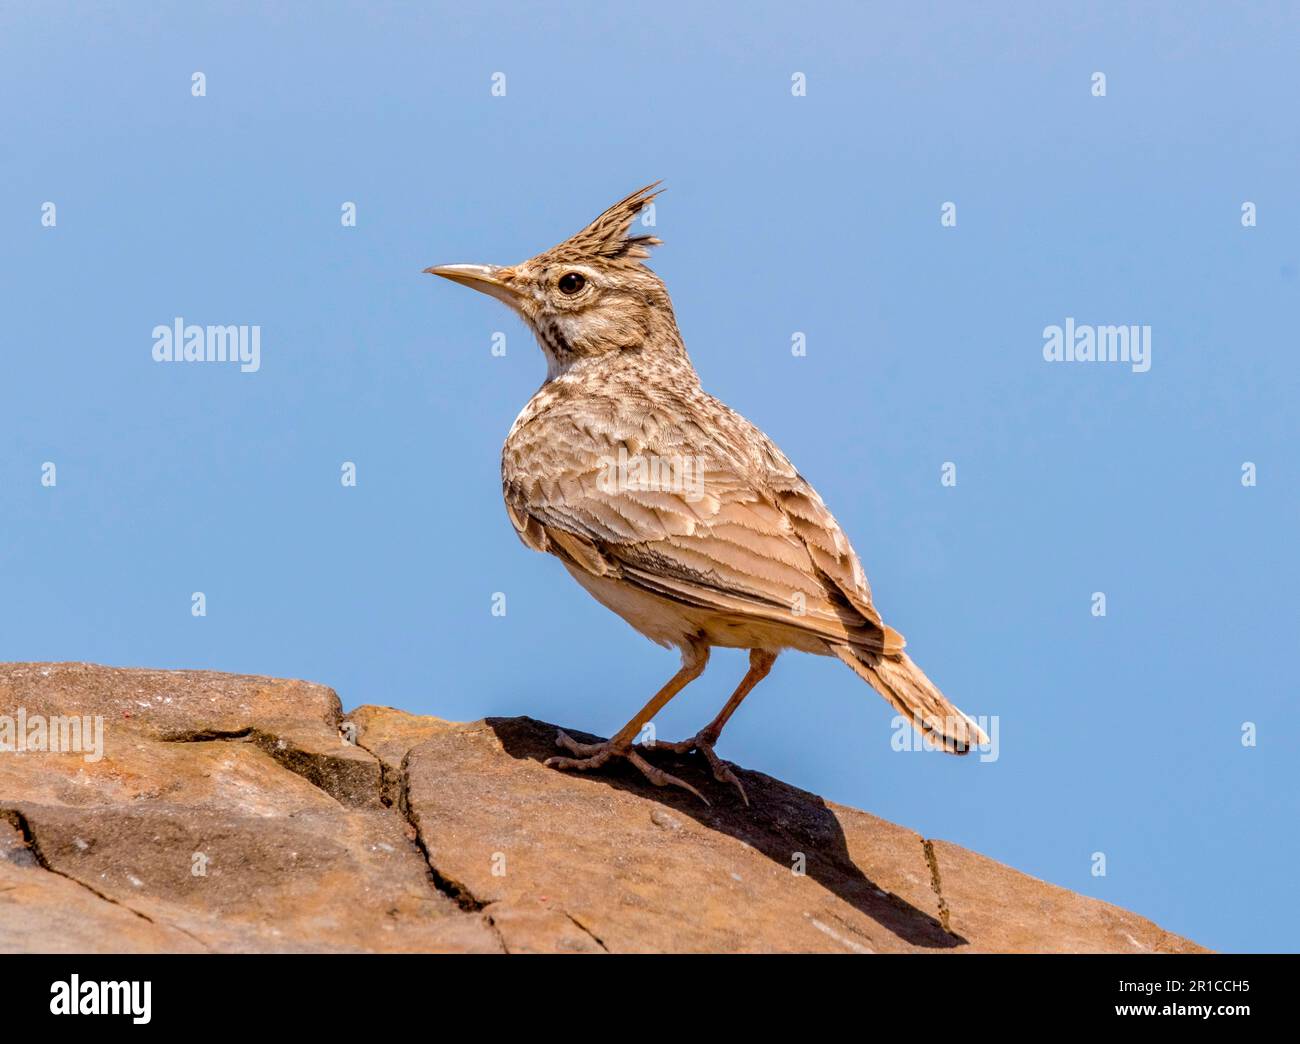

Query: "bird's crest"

xmin=548 ymin=182 xmax=663 ymax=265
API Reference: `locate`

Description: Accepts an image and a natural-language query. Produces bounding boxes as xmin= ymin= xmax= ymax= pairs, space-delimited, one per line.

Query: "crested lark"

xmin=426 ymin=183 xmax=987 ymax=805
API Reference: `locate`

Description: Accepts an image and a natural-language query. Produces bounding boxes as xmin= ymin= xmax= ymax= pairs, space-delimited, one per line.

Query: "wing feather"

xmin=501 ymin=381 xmax=904 ymax=656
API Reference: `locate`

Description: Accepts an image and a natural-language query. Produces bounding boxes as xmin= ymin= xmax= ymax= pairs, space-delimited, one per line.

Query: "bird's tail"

xmin=833 ymin=646 xmax=988 ymax=754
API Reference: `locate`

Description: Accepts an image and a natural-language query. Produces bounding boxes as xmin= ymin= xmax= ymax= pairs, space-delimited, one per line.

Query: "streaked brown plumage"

xmin=426 ymin=183 xmax=986 ymax=805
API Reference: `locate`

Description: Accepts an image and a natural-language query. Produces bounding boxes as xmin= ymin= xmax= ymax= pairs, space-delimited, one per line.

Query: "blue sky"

xmin=2 ymin=1 xmax=1297 ymax=952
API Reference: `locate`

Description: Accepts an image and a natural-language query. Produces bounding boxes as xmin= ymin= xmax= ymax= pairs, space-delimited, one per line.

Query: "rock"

xmin=0 ymin=663 xmax=1204 ymax=954
xmin=0 ymin=663 xmax=497 ymax=953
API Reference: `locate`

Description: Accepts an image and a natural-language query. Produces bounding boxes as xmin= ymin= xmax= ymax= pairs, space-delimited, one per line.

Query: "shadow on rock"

xmin=487 ymin=716 xmax=963 ymax=949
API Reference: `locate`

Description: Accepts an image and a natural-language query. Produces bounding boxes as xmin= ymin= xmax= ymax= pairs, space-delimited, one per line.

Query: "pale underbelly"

xmin=562 ymin=562 xmax=830 ymax=656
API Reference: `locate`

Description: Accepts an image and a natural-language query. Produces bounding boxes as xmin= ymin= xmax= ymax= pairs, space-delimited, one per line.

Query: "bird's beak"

xmin=423 ymin=263 xmax=523 ymax=310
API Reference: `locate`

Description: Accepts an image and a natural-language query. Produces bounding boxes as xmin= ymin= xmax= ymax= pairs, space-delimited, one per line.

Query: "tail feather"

xmin=833 ymin=646 xmax=987 ymax=754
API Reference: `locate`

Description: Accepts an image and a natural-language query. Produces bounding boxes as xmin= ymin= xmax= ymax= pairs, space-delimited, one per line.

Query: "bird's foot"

xmin=648 ymin=731 xmax=748 ymax=806
xmin=545 ymin=730 xmax=710 ymax=806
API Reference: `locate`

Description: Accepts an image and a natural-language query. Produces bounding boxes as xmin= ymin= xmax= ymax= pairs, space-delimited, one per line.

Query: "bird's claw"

xmin=546 ymin=730 xmax=710 ymax=806
xmin=648 ymin=731 xmax=749 ymax=806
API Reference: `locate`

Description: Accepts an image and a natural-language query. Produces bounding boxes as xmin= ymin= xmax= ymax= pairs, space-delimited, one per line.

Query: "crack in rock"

xmin=1 ymin=808 xmax=160 ymax=927
xmin=347 ymin=726 xmax=509 ymax=952
xmin=161 ymin=727 xmax=255 ymax=743
xmin=480 ymin=907 xmax=511 ymax=953
xmin=346 ymin=731 xmax=399 ymax=808
xmin=395 ymin=750 xmax=489 ymax=914
xmin=563 ymin=910 xmax=609 ymax=952
xmin=161 ymin=726 xmax=375 ymax=808
xmin=922 ymin=838 xmax=953 ymax=935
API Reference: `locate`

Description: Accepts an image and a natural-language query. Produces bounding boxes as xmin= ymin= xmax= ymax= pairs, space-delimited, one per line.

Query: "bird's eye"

xmin=558 ymin=272 xmax=586 ymax=295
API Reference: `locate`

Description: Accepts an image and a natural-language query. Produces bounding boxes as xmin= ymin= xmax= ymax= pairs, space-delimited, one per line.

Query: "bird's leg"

xmin=650 ymin=649 xmax=777 ymax=806
xmin=546 ymin=638 xmax=712 ymax=804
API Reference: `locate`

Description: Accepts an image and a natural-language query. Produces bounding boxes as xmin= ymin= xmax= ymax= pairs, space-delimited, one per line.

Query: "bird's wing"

xmin=503 ymin=404 xmax=902 ymax=655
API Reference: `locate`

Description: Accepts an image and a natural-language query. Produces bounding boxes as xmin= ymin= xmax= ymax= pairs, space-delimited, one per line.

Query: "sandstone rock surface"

xmin=0 ymin=663 xmax=1204 ymax=954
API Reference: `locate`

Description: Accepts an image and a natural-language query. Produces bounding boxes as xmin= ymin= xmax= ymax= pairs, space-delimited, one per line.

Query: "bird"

xmin=425 ymin=183 xmax=987 ymax=805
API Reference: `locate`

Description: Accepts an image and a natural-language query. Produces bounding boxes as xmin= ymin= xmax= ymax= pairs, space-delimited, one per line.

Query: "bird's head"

xmin=426 ymin=183 xmax=685 ymax=379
